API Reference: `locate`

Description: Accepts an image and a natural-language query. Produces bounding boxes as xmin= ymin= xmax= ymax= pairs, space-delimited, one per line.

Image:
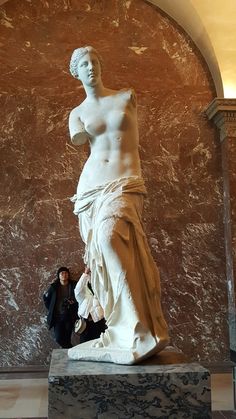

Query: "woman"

xmin=68 ymin=46 xmax=169 ymax=364
xmin=43 ymin=267 xmax=78 ymax=348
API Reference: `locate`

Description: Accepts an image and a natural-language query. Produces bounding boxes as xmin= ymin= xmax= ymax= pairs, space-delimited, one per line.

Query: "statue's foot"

xmin=68 ymin=333 xmax=169 ymax=365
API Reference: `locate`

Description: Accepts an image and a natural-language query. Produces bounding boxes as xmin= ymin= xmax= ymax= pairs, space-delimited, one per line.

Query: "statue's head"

xmin=69 ymin=46 xmax=102 ymax=79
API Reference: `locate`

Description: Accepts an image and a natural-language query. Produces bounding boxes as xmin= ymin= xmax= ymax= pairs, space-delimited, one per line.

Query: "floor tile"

xmin=212 ymin=412 xmax=236 ymax=419
xmin=211 ymin=373 xmax=234 ymax=411
xmin=0 ymin=378 xmax=48 ymax=418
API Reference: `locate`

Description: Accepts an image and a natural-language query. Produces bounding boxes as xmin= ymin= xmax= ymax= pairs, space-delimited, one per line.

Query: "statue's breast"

xmin=84 ymin=118 xmax=106 ymax=137
xmin=84 ymin=108 xmax=130 ymax=137
xmin=83 ymin=91 xmax=133 ymax=137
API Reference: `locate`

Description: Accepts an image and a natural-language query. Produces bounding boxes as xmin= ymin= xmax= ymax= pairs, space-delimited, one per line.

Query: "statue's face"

xmin=77 ymin=51 xmax=101 ymax=86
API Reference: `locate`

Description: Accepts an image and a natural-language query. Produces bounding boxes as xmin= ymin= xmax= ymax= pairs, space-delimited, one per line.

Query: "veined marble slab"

xmin=48 ymin=348 xmax=211 ymax=418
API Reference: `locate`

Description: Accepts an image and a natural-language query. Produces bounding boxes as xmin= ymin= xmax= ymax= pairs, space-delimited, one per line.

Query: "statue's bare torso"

xmin=69 ymin=88 xmax=141 ymax=193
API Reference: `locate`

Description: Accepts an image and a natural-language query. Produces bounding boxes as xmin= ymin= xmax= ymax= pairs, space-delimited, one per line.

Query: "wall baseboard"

xmin=202 ymin=360 xmax=235 ymax=373
xmin=0 ymin=365 xmax=49 ymax=379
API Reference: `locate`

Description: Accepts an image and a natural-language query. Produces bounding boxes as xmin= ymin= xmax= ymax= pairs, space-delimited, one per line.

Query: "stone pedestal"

xmin=48 ymin=348 xmax=211 ymax=419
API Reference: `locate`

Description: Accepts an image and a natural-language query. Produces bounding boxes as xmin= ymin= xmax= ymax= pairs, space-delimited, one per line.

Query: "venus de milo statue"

xmin=68 ymin=46 xmax=169 ymax=365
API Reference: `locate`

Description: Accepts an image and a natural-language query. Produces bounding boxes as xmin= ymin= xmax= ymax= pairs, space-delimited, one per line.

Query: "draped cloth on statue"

xmin=69 ymin=176 xmax=169 ymax=364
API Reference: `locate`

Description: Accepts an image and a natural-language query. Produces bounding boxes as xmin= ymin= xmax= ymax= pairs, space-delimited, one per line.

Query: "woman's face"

xmin=77 ymin=52 xmax=101 ymax=87
xmin=59 ymin=270 xmax=69 ymax=286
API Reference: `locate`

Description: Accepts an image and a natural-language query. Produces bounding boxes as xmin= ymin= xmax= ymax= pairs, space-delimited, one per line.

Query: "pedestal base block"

xmin=48 ymin=348 xmax=211 ymax=419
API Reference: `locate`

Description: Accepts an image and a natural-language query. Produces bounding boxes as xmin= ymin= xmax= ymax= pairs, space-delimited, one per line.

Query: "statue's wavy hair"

xmin=69 ymin=46 xmax=102 ymax=79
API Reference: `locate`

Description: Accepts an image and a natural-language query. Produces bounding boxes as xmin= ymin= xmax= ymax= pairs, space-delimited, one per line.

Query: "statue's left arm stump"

xmin=48 ymin=348 xmax=211 ymax=419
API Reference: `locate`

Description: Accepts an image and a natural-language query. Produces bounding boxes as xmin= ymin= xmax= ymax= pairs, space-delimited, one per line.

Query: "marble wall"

xmin=0 ymin=0 xmax=229 ymax=366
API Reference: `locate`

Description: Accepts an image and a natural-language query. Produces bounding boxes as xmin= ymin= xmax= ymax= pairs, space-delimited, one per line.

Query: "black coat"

xmin=43 ymin=281 xmax=78 ymax=329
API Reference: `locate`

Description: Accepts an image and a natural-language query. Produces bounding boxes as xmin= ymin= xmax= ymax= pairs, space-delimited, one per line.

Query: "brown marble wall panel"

xmin=0 ymin=0 xmax=228 ymax=366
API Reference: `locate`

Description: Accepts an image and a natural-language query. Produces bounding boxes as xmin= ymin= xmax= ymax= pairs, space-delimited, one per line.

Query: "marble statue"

xmin=68 ymin=46 xmax=169 ymax=365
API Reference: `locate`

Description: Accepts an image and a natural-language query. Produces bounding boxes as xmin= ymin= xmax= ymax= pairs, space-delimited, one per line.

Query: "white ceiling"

xmin=1 ymin=0 xmax=235 ymax=98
